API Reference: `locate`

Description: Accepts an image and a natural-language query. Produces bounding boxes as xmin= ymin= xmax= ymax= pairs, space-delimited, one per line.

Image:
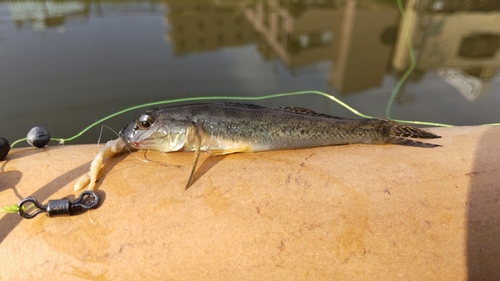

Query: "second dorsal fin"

xmin=271 ymin=106 xmax=345 ymax=119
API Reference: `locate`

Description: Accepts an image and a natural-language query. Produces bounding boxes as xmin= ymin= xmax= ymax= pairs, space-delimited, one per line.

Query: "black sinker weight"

xmin=0 ymin=137 xmax=10 ymax=161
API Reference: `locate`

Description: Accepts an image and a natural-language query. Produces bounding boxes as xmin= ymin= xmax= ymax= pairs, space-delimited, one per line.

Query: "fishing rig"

xmin=1 ymin=125 xmax=101 ymax=219
xmin=0 ymin=90 xmax=493 ymax=219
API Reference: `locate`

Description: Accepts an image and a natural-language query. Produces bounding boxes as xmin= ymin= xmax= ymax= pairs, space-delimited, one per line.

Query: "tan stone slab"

xmin=0 ymin=125 xmax=499 ymax=280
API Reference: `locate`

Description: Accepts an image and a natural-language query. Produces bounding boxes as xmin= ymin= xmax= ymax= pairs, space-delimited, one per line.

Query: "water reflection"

xmin=0 ymin=0 xmax=499 ymax=146
xmin=242 ymin=1 xmax=393 ymax=94
xmin=6 ymin=1 xmax=499 ymax=91
xmin=164 ymin=0 xmax=400 ymax=94
xmin=3 ymin=0 xmax=499 ymax=97
xmin=166 ymin=1 xmax=256 ymax=55
xmin=394 ymin=0 xmax=500 ymax=101
xmin=8 ymin=1 xmax=89 ymax=31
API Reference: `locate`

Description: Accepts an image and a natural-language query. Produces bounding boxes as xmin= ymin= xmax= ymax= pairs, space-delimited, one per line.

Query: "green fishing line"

xmin=1 ymin=203 xmax=33 ymax=214
xmin=9 ymin=90 xmax=456 ymax=149
xmin=385 ymin=0 xmax=416 ymax=119
xmin=2 ymin=204 xmax=19 ymax=213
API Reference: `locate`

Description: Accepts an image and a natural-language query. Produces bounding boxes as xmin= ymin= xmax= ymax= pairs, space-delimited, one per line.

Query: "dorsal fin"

xmin=271 ymin=106 xmax=345 ymax=119
xmin=215 ymin=102 xmax=266 ymax=110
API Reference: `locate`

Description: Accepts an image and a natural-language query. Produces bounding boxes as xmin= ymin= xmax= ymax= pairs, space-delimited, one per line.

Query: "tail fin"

xmin=384 ymin=120 xmax=441 ymax=148
xmin=388 ymin=120 xmax=441 ymax=139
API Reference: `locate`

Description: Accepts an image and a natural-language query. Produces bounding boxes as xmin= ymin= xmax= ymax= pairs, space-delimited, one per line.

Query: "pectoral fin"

xmin=186 ymin=124 xmax=202 ymax=190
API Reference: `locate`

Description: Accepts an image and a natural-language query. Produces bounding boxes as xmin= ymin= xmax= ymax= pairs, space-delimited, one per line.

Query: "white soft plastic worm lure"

xmin=74 ymin=137 xmax=126 ymax=191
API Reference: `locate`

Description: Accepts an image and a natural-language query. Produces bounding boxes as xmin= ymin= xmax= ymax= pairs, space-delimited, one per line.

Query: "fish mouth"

xmin=118 ymin=126 xmax=135 ymax=148
xmin=132 ymin=141 xmax=142 ymax=149
xmin=118 ymin=126 xmax=145 ymax=150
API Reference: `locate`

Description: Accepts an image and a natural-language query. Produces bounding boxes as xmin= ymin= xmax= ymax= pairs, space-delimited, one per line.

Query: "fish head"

xmin=119 ymin=109 xmax=190 ymax=152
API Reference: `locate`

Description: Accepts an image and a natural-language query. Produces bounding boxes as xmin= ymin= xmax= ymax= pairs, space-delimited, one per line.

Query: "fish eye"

xmin=138 ymin=113 xmax=155 ymax=129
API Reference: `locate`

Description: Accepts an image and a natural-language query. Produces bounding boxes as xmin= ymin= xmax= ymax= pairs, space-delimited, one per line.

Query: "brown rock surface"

xmin=0 ymin=125 xmax=499 ymax=280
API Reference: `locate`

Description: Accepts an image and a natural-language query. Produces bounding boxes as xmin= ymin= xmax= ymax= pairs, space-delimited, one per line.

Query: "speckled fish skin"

xmin=119 ymin=102 xmax=441 ymax=154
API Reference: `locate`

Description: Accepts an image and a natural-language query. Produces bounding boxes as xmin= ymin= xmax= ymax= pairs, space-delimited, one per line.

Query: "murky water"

xmin=0 ymin=0 xmax=499 ymax=146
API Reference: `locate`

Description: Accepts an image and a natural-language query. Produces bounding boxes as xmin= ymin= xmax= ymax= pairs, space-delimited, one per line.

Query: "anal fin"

xmin=388 ymin=136 xmax=441 ymax=148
